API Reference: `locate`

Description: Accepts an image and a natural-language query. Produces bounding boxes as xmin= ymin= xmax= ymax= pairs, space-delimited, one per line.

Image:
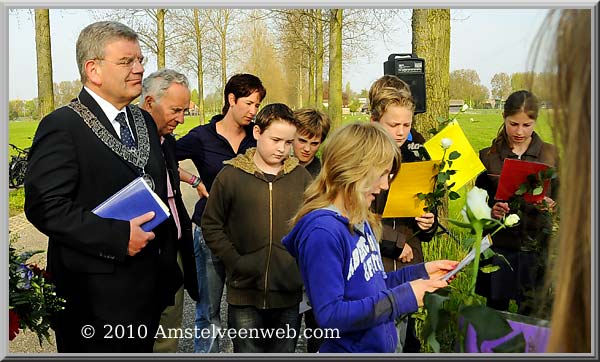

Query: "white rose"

xmin=466 ymin=186 xmax=492 ymax=220
xmin=440 ymin=138 xmax=453 ymax=150
xmin=461 ymin=104 xmax=469 ymax=112
xmin=504 ymin=214 xmax=520 ymax=227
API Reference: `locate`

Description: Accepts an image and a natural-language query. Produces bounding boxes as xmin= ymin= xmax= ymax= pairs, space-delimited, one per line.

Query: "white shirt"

xmin=84 ymin=86 xmax=135 ymax=139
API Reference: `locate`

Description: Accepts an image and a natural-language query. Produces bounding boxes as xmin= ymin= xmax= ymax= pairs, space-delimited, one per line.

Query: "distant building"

xmin=187 ymin=101 xmax=199 ymax=116
xmin=449 ymin=99 xmax=465 ymax=113
xmin=481 ymin=99 xmax=496 ymax=109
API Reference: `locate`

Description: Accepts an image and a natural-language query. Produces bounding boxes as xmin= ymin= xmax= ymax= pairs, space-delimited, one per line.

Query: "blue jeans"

xmin=228 ymin=304 xmax=301 ymax=353
xmin=193 ymin=225 xmax=226 ymax=353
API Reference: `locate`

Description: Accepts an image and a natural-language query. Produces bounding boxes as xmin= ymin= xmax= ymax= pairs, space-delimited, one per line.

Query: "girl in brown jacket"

xmin=475 ymin=90 xmax=559 ymax=316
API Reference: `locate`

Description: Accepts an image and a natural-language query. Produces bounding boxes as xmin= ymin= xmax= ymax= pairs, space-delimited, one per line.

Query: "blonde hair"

xmin=369 ymin=86 xmax=415 ymax=123
xmin=537 ymin=9 xmax=591 ymax=352
xmin=291 ymin=122 xmax=401 ymax=239
xmin=368 ymin=74 xmax=411 ymax=105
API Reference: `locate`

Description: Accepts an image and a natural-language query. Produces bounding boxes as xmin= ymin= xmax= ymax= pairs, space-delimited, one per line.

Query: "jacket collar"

xmin=499 ymin=131 xmax=544 ymax=159
xmin=224 ymin=147 xmax=300 ymax=178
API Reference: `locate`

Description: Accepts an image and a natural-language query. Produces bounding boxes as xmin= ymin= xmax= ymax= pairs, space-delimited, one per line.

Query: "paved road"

xmin=8 ymin=159 xmax=309 ymax=354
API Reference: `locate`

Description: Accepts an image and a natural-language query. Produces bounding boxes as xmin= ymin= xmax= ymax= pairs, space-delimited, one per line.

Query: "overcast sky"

xmin=8 ymin=8 xmax=550 ymax=100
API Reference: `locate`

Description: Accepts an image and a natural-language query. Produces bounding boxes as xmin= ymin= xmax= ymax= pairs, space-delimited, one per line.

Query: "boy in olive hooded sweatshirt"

xmin=202 ymin=103 xmax=312 ymax=353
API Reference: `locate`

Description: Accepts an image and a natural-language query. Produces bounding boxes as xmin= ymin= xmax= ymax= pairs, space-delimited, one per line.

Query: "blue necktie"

xmin=115 ymin=112 xmax=136 ymax=149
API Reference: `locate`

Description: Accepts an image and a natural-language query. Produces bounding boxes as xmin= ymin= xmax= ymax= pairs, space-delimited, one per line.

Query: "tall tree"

xmin=99 ymin=9 xmax=181 ymax=69
xmin=315 ymin=9 xmax=325 ymax=110
xmin=35 ymin=9 xmax=54 ymax=117
xmin=238 ymin=11 xmax=289 ymax=105
xmin=156 ymin=9 xmax=166 ymax=68
xmin=450 ymin=69 xmax=488 ymax=107
xmin=412 ymin=9 xmax=450 ymax=220
xmin=490 ymin=72 xmax=511 ymax=100
xmin=328 ymin=9 xmax=343 ymax=129
xmin=192 ymin=9 xmax=206 ymax=123
xmin=411 ymin=9 xmax=450 ymax=138
xmin=206 ymin=9 xmax=234 ymax=93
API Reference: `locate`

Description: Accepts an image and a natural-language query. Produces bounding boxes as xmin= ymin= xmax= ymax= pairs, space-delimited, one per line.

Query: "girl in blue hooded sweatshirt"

xmin=282 ymin=122 xmax=457 ymax=353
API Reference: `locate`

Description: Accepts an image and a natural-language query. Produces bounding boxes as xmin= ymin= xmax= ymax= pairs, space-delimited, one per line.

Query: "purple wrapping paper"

xmin=464 ymin=311 xmax=551 ymax=353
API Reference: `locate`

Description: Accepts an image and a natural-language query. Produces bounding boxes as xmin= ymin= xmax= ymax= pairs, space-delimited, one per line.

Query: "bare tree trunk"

xmin=193 ymin=9 xmax=206 ymax=124
xmin=315 ymin=9 xmax=324 ymax=111
xmin=328 ymin=9 xmax=343 ymax=129
xmin=298 ymin=53 xmax=303 ymax=108
xmin=412 ymin=9 xmax=451 ymax=219
xmin=308 ymin=11 xmax=315 ymax=107
xmin=411 ymin=9 xmax=450 ymax=137
xmin=157 ymin=9 xmax=166 ymax=68
xmin=35 ymin=9 xmax=54 ymax=117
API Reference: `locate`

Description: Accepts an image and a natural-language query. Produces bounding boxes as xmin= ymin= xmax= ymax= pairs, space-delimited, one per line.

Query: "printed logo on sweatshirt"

xmin=346 ymin=232 xmax=385 ymax=282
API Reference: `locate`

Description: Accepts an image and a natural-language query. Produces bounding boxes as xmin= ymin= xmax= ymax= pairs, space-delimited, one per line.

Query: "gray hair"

xmin=76 ymin=21 xmax=139 ymax=84
xmin=141 ymin=69 xmax=190 ymax=103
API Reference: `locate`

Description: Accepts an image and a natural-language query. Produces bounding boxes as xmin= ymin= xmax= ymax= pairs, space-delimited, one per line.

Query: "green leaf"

xmin=515 ymin=183 xmax=528 ymax=195
xmin=448 ymin=151 xmax=461 ymax=160
xmin=421 ymin=289 xmax=451 ymax=353
xmin=448 ymin=191 xmax=461 ymax=200
xmin=460 ymin=305 xmax=513 ymax=349
xmin=532 ymin=185 xmax=544 ymax=195
xmin=481 ymin=248 xmax=496 ymax=259
xmin=448 ymin=219 xmax=473 ymax=229
xmin=480 ymin=265 xmax=500 ymax=273
xmin=436 ymin=116 xmax=447 ymax=123
xmin=446 ymin=169 xmax=457 ymax=176
xmin=438 ymin=173 xmax=450 ymax=184
xmin=491 ymin=332 xmax=527 ymax=353
xmin=462 ymin=236 xmax=476 ymax=249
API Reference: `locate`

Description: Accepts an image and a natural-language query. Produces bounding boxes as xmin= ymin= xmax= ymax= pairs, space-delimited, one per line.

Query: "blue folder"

xmin=92 ymin=177 xmax=170 ymax=232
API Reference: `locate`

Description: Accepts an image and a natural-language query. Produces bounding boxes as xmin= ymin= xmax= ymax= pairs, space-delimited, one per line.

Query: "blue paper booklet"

xmin=92 ymin=177 xmax=170 ymax=232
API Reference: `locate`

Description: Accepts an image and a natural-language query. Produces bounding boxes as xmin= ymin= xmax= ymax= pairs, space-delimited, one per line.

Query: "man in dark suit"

xmin=140 ymin=68 xmax=201 ymax=353
xmin=24 ymin=21 xmax=181 ymax=353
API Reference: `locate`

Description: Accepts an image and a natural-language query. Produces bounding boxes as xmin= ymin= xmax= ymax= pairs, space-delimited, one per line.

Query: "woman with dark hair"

xmin=474 ymin=90 xmax=559 ymax=316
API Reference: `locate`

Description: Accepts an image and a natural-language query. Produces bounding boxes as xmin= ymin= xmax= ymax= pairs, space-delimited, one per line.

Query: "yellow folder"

xmin=382 ymin=160 xmax=439 ymax=218
xmin=424 ymin=121 xmax=485 ymax=191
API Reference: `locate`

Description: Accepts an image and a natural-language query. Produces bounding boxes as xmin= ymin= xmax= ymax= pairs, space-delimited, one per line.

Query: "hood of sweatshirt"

xmin=224 ymin=147 xmax=300 ymax=177
xmin=283 ymin=206 xmax=352 ymax=259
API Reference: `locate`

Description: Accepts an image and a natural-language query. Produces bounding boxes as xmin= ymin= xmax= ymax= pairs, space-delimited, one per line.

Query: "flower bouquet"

xmin=9 ymin=233 xmax=65 ymax=346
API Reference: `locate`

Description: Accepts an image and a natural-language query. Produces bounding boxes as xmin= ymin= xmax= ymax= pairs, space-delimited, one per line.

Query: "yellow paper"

xmin=424 ymin=121 xmax=485 ymax=191
xmin=382 ymin=160 xmax=438 ymax=218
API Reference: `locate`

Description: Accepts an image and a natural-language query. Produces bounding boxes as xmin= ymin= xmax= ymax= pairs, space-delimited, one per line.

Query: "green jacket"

xmin=202 ymin=148 xmax=312 ymax=309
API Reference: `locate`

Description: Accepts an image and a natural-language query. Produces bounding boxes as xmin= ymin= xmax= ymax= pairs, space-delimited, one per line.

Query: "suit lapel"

xmin=77 ymin=88 xmax=140 ymax=175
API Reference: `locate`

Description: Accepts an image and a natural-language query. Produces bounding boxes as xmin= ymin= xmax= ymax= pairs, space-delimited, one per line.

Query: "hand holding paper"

xmin=439 ymin=234 xmax=492 ymax=281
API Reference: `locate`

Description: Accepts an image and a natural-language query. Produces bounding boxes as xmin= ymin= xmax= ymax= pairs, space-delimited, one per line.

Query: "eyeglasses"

xmin=94 ymin=55 xmax=147 ymax=69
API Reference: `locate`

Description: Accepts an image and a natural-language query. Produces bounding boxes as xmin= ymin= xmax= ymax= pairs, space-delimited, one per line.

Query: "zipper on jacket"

xmin=264 ymin=181 xmax=274 ymax=308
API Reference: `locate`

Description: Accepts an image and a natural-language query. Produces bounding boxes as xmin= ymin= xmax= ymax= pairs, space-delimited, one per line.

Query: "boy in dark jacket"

xmin=201 ymin=103 xmax=312 ymax=353
xmin=369 ymin=75 xmax=437 ymax=353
